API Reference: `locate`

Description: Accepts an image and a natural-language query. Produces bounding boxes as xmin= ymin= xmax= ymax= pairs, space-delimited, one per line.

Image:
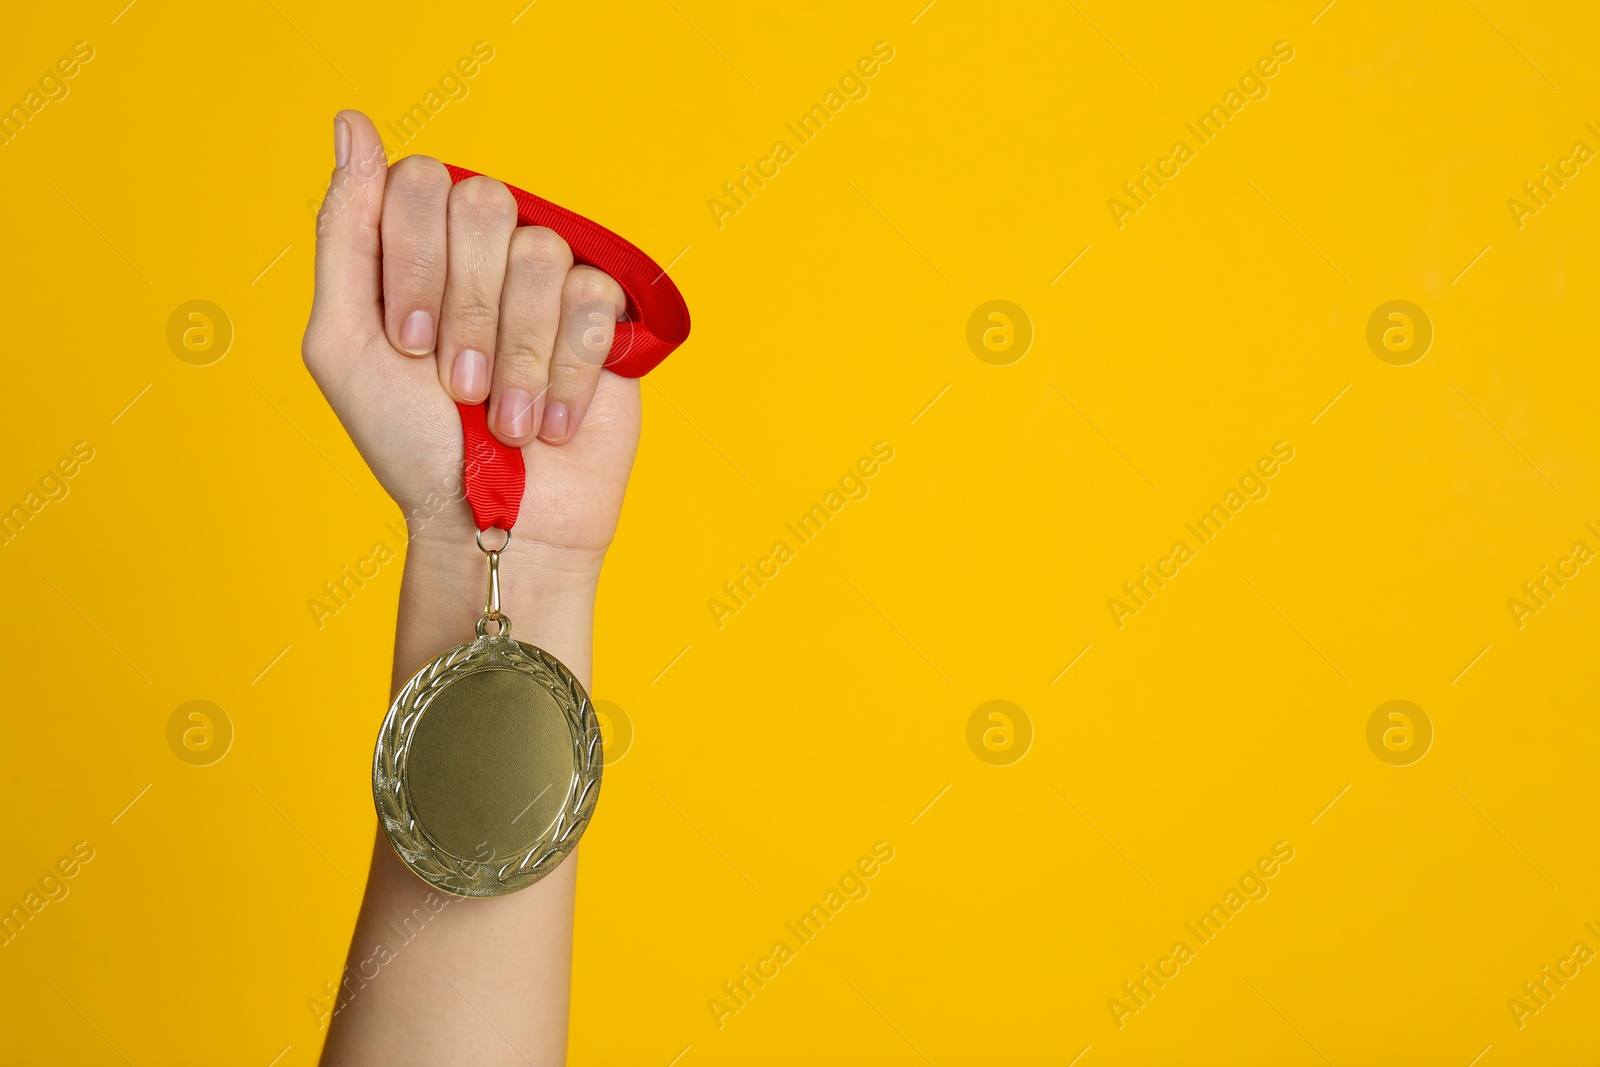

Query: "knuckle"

xmin=302 ymin=313 xmax=341 ymax=360
xmin=560 ymin=268 xmax=623 ymax=367
xmin=387 ymin=154 xmax=451 ymax=199
xmin=509 ymin=226 xmax=573 ymax=273
xmin=300 ymin=325 xmax=325 ymax=370
xmin=450 ymin=295 xmax=500 ymax=333
xmin=302 ymin=317 xmax=372 ymax=375
xmin=565 ymin=266 xmax=622 ymax=307
xmin=550 ymin=355 xmax=594 ymax=383
xmin=399 ymin=245 xmax=441 ymax=285
xmin=495 ymin=340 xmax=550 ymax=378
xmin=451 ymin=176 xmax=516 ymax=226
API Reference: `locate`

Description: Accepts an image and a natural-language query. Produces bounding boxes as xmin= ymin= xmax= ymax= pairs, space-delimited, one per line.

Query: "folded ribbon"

xmin=445 ymin=164 xmax=691 ymax=532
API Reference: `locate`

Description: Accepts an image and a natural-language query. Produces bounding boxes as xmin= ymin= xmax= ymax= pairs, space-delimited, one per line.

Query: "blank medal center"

xmin=406 ymin=668 xmax=572 ymax=862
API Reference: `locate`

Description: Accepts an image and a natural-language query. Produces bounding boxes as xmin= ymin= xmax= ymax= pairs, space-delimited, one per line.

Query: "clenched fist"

xmin=302 ymin=109 xmax=640 ymax=563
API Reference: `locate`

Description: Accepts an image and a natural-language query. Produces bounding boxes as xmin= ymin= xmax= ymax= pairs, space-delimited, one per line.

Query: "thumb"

xmin=308 ymin=110 xmax=388 ymax=354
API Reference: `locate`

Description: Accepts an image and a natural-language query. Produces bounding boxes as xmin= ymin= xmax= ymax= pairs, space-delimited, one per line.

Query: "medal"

xmin=370 ymin=166 xmax=691 ymax=897
xmin=373 ymin=527 xmax=602 ymax=897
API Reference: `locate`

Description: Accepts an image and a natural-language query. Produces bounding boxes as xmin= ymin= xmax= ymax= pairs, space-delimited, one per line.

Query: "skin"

xmin=305 ymin=109 xmax=638 ymax=1065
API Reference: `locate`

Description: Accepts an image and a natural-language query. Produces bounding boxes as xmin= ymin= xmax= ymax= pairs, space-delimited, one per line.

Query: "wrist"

xmin=392 ymin=531 xmax=601 ymax=694
xmin=404 ymin=528 xmax=604 ymax=601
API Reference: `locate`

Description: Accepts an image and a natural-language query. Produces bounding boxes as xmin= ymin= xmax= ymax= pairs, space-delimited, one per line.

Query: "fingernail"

xmin=540 ymin=401 xmax=569 ymax=443
xmin=499 ymin=389 xmax=535 ymax=439
xmin=452 ymin=349 xmax=488 ymax=402
xmin=399 ymin=309 xmax=434 ymax=354
xmin=334 ymin=116 xmax=349 ymax=168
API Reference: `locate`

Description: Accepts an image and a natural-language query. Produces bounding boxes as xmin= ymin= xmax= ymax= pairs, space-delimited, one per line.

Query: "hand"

xmin=302 ymin=110 xmax=640 ymax=566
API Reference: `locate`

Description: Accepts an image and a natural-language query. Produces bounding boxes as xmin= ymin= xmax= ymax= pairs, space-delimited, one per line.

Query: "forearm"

xmin=320 ymin=533 xmax=602 ymax=1067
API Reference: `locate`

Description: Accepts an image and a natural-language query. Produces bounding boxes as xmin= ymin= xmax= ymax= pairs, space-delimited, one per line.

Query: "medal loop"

xmin=475 ymin=527 xmax=512 ymax=554
xmin=475 ymin=612 xmax=511 ymax=639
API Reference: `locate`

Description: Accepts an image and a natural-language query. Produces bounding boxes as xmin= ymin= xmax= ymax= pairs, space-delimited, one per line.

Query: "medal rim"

xmin=372 ymin=632 xmax=601 ymax=898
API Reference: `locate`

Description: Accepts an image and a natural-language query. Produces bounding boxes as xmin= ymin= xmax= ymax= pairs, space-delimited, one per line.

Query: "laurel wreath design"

xmin=372 ymin=632 xmax=602 ymax=897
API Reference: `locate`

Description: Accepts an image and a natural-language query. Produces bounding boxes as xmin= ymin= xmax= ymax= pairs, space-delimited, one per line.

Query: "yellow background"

xmin=2 ymin=0 xmax=1597 ymax=1063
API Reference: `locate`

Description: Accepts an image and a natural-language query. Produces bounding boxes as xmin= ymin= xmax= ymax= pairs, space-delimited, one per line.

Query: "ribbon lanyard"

xmin=444 ymin=164 xmax=691 ymax=532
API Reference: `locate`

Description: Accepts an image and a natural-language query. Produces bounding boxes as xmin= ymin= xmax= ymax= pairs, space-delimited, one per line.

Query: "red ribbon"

xmin=444 ymin=164 xmax=691 ymax=532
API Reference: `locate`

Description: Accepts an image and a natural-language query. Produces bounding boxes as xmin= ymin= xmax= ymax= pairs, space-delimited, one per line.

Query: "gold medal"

xmin=372 ymin=531 xmax=601 ymax=897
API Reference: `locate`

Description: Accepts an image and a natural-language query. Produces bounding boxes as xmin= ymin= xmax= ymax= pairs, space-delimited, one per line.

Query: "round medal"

xmin=372 ymin=536 xmax=601 ymax=897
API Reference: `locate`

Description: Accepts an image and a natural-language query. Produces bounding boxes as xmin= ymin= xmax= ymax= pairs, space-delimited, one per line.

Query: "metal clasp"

xmin=475 ymin=527 xmax=512 ymax=638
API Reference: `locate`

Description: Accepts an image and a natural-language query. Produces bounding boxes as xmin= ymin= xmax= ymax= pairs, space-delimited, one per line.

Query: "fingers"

xmin=318 ymin=131 xmax=625 ymax=450
xmin=488 ymin=226 xmax=573 ymax=445
xmin=436 ymin=177 xmax=518 ymax=404
xmin=379 ymin=155 xmax=452 ymax=358
xmin=307 ymin=110 xmax=389 ymax=366
xmin=538 ymin=267 xmax=627 ymax=445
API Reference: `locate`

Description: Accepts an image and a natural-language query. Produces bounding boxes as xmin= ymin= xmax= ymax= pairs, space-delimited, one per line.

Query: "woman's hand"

xmin=309 ymin=111 xmax=630 ymax=1066
xmin=302 ymin=109 xmax=640 ymax=567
